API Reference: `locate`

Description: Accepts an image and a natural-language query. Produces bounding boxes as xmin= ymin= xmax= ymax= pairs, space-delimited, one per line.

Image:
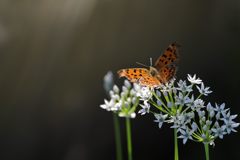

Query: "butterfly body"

xmin=118 ymin=42 xmax=180 ymax=88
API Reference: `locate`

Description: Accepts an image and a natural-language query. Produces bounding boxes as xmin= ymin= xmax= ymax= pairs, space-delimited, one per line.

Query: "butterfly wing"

xmin=118 ymin=68 xmax=160 ymax=87
xmin=157 ymin=64 xmax=177 ymax=83
xmin=138 ymin=76 xmax=161 ymax=88
xmin=118 ymin=68 xmax=148 ymax=83
xmin=154 ymin=42 xmax=180 ymax=70
xmin=154 ymin=42 xmax=180 ymax=83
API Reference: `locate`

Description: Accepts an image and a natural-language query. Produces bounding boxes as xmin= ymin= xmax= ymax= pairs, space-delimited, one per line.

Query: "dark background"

xmin=0 ymin=0 xmax=239 ymax=160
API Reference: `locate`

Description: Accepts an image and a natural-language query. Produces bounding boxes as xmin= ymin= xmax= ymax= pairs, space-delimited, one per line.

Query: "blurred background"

xmin=0 ymin=0 xmax=239 ymax=160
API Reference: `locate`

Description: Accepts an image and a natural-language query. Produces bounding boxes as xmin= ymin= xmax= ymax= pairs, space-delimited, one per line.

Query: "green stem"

xmin=113 ymin=113 xmax=123 ymax=160
xmin=126 ymin=117 xmax=133 ymax=160
xmin=149 ymin=100 xmax=168 ymax=114
xmin=204 ymin=143 xmax=209 ymax=160
xmin=174 ymin=128 xmax=179 ymax=160
xmin=152 ymin=91 xmax=171 ymax=113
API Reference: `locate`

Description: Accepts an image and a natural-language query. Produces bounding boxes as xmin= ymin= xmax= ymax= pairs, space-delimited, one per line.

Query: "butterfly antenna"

xmin=150 ymin=57 xmax=153 ymax=66
xmin=136 ymin=62 xmax=149 ymax=67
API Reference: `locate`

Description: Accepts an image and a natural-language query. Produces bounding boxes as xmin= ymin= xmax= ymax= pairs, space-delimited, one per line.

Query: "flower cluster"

xmin=100 ymin=72 xmax=143 ymax=118
xmin=175 ymin=102 xmax=239 ymax=145
xmin=138 ymin=74 xmax=239 ymax=145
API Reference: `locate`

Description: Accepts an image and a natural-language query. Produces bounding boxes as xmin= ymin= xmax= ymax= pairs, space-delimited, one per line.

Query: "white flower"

xmin=112 ymin=100 xmax=122 ymax=111
xmin=187 ymin=74 xmax=202 ymax=84
xmin=113 ymin=85 xmax=119 ymax=93
xmin=136 ymin=86 xmax=153 ymax=101
xmin=196 ymin=82 xmax=212 ymax=96
xmin=214 ymin=103 xmax=229 ymax=115
xmin=212 ymin=125 xmax=227 ymax=139
xmin=124 ymin=79 xmax=131 ymax=88
xmin=170 ymin=113 xmax=187 ymax=129
xmin=175 ymin=92 xmax=191 ymax=106
xmin=154 ymin=113 xmax=168 ymax=128
xmin=130 ymin=112 xmax=136 ymax=118
xmin=138 ymin=101 xmax=150 ymax=115
xmin=100 ymin=99 xmax=115 ymax=111
xmin=178 ymin=128 xmax=193 ymax=144
xmin=192 ymin=99 xmax=205 ymax=110
xmin=221 ymin=111 xmax=238 ymax=124
xmin=160 ymin=78 xmax=176 ymax=92
xmin=176 ymin=80 xmax=193 ymax=93
xmin=191 ymin=122 xmax=198 ymax=131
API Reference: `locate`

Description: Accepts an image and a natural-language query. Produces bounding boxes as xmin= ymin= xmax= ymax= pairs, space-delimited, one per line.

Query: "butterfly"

xmin=117 ymin=42 xmax=180 ymax=88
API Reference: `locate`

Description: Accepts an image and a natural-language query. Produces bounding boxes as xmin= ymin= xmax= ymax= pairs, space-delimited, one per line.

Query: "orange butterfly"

xmin=118 ymin=42 xmax=180 ymax=88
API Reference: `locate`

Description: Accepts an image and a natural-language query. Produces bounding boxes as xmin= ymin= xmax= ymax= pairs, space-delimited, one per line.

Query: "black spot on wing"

xmin=166 ymin=47 xmax=173 ymax=52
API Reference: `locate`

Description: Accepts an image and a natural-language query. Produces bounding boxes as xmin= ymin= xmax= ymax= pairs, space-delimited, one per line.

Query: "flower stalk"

xmin=174 ymin=128 xmax=179 ymax=160
xmin=113 ymin=113 xmax=123 ymax=160
xmin=126 ymin=117 xmax=133 ymax=160
xmin=204 ymin=143 xmax=209 ymax=160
